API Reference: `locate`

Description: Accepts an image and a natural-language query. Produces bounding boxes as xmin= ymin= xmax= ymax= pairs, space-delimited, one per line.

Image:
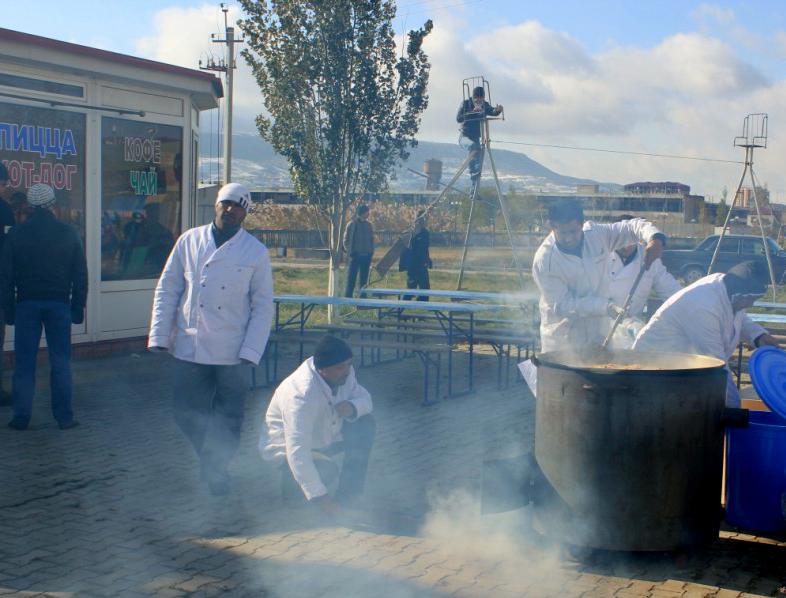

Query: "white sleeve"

xmin=148 ymin=236 xmax=186 ymax=349
xmin=600 ymin=218 xmax=662 ymax=253
xmin=650 ymin=260 xmax=682 ymax=301
xmin=740 ymin=313 xmax=767 ymax=347
xmin=283 ymin=395 xmax=327 ymax=500
xmin=344 ymin=367 xmax=373 ymax=420
xmin=239 ymin=247 xmax=274 ymax=364
xmin=533 ymin=257 xmax=608 ymax=317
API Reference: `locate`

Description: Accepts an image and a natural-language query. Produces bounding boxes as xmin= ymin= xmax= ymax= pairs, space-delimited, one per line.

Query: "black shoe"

xmin=8 ymin=418 xmax=28 ymax=431
xmin=58 ymin=420 xmax=80 ymax=430
xmin=0 ymin=390 xmax=11 ymax=406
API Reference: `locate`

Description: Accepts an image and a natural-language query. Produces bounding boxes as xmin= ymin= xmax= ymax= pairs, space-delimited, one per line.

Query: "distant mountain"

xmin=199 ymin=132 xmax=620 ymax=193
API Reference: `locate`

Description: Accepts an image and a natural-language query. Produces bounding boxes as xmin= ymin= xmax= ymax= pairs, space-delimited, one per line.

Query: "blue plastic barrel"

xmin=725 ymin=410 xmax=786 ymax=533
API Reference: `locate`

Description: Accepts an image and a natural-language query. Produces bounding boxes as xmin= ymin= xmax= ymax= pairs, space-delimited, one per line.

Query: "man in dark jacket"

xmin=0 ymin=184 xmax=87 ymax=430
xmin=0 ymin=164 xmax=16 ymax=405
xmin=456 ymin=86 xmax=503 ymax=183
xmin=343 ymin=204 xmax=374 ymax=297
xmin=405 ymin=211 xmax=432 ymax=302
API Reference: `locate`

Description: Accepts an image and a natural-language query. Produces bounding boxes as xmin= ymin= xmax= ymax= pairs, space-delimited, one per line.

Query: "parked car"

xmin=660 ymin=234 xmax=786 ymax=284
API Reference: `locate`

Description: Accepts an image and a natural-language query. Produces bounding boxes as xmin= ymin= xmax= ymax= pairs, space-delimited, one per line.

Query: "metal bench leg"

xmin=447 ymin=347 xmax=453 ymax=397
xmin=422 ymin=351 xmax=430 ymax=406
xmin=273 ymin=340 xmax=280 ymax=382
xmin=436 ymin=353 xmax=441 ymax=400
xmin=505 ymin=344 xmax=512 ymax=388
xmin=496 ymin=343 xmax=503 ymax=390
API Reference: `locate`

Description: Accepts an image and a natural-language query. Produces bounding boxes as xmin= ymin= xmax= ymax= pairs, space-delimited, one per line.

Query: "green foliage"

xmin=715 ymin=198 xmax=730 ymax=227
xmin=239 ymin=0 xmax=432 ymax=223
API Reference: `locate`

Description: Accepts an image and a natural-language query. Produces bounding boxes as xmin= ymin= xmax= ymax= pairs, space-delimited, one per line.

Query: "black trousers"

xmin=405 ymin=266 xmax=430 ymax=302
xmin=281 ymin=414 xmax=376 ymax=503
xmin=345 ymin=253 xmax=372 ymax=297
xmin=172 ymin=359 xmax=249 ymax=474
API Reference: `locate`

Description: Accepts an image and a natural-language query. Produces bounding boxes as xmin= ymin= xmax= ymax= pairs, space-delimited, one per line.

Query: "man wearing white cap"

xmin=0 ymin=183 xmax=87 ymax=431
xmin=148 ymin=182 xmax=274 ymax=495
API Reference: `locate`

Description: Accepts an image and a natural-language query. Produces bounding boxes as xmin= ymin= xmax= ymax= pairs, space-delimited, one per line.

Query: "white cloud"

xmin=133 ymin=7 xmax=786 ymax=197
xmin=692 ymin=3 xmax=735 ymax=26
xmin=417 ymin=21 xmax=782 ymax=197
xmin=134 ymin=3 xmax=263 ymax=133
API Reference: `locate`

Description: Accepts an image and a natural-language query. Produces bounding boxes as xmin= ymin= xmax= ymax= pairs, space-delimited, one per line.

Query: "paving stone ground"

xmin=0 ymin=346 xmax=784 ymax=597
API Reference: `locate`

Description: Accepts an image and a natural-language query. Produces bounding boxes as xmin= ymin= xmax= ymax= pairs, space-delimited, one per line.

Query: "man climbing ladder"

xmin=456 ymin=85 xmax=503 ymax=185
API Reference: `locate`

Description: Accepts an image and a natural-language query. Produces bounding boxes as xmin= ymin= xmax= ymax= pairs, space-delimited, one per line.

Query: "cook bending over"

xmin=633 ymin=261 xmax=780 ymax=407
xmin=606 ymin=215 xmax=682 ymax=347
xmin=532 ymin=199 xmax=666 ymax=353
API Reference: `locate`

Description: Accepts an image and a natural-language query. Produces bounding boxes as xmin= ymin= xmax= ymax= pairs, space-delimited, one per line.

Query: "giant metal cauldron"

xmin=532 ymin=349 xmax=727 ymax=551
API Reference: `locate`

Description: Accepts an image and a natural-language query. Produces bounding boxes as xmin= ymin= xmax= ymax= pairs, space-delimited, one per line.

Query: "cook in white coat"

xmin=532 ymin=199 xmax=665 ymax=353
xmin=607 ymin=243 xmax=682 ymax=348
xmin=148 ymin=183 xmax=274 ymax=495
xmin=260 ymin=336 xmax=375 ymax=515
xmin=633 ymin=261 xmax=780 ymax=407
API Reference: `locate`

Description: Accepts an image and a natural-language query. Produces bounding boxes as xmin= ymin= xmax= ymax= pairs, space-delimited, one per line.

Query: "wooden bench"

xmin=261 ymin=329 xmax=450 ymax=405
xmin=337 ymin=317 xmax=537 ymax=388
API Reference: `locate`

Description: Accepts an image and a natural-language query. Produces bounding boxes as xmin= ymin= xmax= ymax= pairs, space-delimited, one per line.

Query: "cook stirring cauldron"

xmin=633 ymin=260 xmax=780 ymax=407
xmin=532 ymin=199 xmax=665 ymax=354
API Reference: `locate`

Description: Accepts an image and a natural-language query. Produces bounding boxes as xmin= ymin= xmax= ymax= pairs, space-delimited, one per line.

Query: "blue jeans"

xmin=12 ymin=300 xmax=74 ymax=425
xmin=462 ymin=137 xmax=483 ymax=178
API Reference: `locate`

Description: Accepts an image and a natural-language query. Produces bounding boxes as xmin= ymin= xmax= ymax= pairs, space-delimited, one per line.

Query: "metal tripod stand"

xmin=432 ymin=77 xmax=526 ymax=290
xmin=708 ymin=113 xmax=778 ymax=298
xmin=372 ymin=77 xmax=526 ymax=291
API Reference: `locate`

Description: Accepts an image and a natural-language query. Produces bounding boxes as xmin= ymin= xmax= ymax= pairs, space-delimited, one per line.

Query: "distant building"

xmin=423 ymin=159 xmax=442 ymax=191
xmin=734 ymin=186 xmax=770 ymax=209
xmin=534 ymin=181 xmax=703 ymax=222
xmin=623 ymin=181 xmax=691 ymax=195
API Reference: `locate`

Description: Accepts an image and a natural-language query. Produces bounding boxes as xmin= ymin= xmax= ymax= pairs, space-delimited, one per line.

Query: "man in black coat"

xmin=0 ymin=163 xmax=16 ymax=405
xmin=405 ymin=211 xmax=432 ymax=302
xmin=0 ymin=184 xmax=87 ymax=430
xmin=456 ymin=86 xmax=503 ymax=183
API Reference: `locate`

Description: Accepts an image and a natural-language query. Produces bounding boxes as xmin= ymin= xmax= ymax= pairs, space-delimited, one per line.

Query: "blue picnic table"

xmin=753 ymin=301 xmax=786 ymax=310
xmin=273 ymin=294 xmax=507 ymax=396
xmin=748 ymin=313 xmax=786 ymax=325
xmin=360 ymin=287 xmax=539 ymax=305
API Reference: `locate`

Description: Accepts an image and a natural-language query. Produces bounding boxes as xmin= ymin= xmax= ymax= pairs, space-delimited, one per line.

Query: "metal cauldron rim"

xmin=533 ymin=350 xmax=727 ymax=377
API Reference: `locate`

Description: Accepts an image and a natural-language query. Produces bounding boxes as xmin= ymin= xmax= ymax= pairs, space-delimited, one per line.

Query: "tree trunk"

xmin=327 ymin=218 xmax=342 ymax=322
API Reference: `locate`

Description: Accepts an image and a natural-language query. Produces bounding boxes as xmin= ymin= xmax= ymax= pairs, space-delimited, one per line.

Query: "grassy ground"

xmin=272 ymin=261 xmax=536 ymax=327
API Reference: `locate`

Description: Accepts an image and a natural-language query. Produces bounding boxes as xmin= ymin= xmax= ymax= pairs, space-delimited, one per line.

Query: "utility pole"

xmin=199 ymin=4 xmax=243 ymax=184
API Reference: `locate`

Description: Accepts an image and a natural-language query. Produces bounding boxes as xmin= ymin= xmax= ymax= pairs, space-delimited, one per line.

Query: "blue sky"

xmin=6 ymin=1 xmax=786 ymax=197
xmin=8 ymin=0 xmax=784 ymax=67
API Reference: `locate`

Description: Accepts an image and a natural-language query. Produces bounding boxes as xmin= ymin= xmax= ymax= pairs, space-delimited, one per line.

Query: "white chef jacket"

xmin=148 ymin=224 xmax=274 ymax=365
xmin=608 ymin=245 xmax=682 ymax=319
xmin=532 ymin=218 xmax=662 ymax=353
xmin=632 ymin=273 xmax=767 ymax=407
xmin=259 ymin=357 xmax=373 ymax=500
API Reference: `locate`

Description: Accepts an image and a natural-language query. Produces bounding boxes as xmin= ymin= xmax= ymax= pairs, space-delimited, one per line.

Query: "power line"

xmin=493 ymin=138 xmax=743 ymax=165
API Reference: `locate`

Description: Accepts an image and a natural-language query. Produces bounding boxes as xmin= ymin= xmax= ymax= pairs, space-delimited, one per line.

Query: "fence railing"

xmin=247 ymin=228 xmax=707 ymax=250
xmin=247 ymin=229 xmax=547 ymax=248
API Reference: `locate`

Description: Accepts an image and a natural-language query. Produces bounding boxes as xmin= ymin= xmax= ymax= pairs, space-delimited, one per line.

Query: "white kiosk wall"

xmin=0 ymin=62 xmax=209 ymax=345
